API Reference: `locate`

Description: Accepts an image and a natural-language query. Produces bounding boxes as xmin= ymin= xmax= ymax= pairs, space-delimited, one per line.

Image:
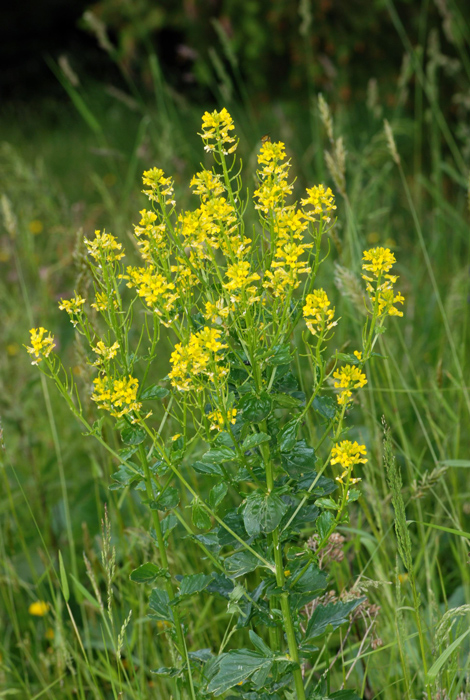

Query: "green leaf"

xmin=70 ymin=575 xmax=101 ymax=610
xmin=439 ymin=459 xmax=470 ymax=468
xmin=281 ymin=440 xmax=316 ymax=476
xmin=239 ymin=392 xmax=272 ymax=422
xmin=243 ymin=491 xmax=288 ymax=537
xmin=192 ymin=497 xmax=212 ymax=530
xmin=130 ymin=563 xmax=166 ymax=584
xmin=148 ymin=588 xmax=174 ymax=623
xmin=203 ymin=447 xmax=235 ymax=463
xmin=193 ymin=460 xmax=225 ymax=477
xmin=249 ymin=630 xmax=274 ymax=657
xmin=312 ymin=395 xmax=337 ymax=420
xmin=306 ymin=598 xmax=365 ymax=640
xmin=426 ymin=628 xmax=470 ymax=682
xmin=265 ymin=343 xmax=291 ymax=366
xmin=121 ymin=424 xmax=146 ymax=445
xmin=278 ymin=419 xmax=299 ymax=452
xmin=272 ymin=392 xmax=303 ymax=408
xmin=150 ymin=666 xmax=181 ymax=677
xmin=160 ymin=513 xmax=178 ymax=538
xmin=206 ymin=649 xmax=270 ymax=696
xmin=175 ymin=573 xmax=213 ymax=602
xmin=242 ymin=432 xmax=271 ymax=451
xmin=316 ymin=511 xmax=335 ymax=540
xmin=209 ymin=482 xmax=228 ymax=510
xmin=140 ymin=384 xmax=169 ymax=400
xmin=110 ymin=463 xmax=142 ymax=490
xmin=150 ymin=486 xmax=179 ymax=511
xmin=58 ymin=551 xmax=70 ymax=603
xmin=206 ymin=573 xmax=235 ymax=599
xmin=225 ymin=550 xmax=261 ymax=577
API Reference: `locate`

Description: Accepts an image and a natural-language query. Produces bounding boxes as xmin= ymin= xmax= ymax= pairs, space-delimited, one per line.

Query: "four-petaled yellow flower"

xmin=331 ymin=440 xmax=367 ymax=468
xmin=27 ymin=328 xmax=55 ymax=365
xmin=91 ymin=374 xmax=142 ymax=418
xmin=142 ymin=168 xmax=175 ymax=206
xmin=333 ymin=364 xmax=367 ymax=405
xmin=85 ymin=230 xmax=125 ymax=263
xmin=301 ymin=184 xmax=336 ymax=223
xmin=190 ymin=171 xmax=225 ymax=201
xmin=169 ymin=327 xmax=228 ymax=392
xmin=92 ymin=340 xmax=120 ymax=365
xmin=208 ymin=408 xmax=237 ymax=431
xmin=200 ymin=108 xmax=237 ymax=154
xmin=303 ymin=289 xmax=337 ymax=336
xmin=29 ymin=600 xmax=50 ymax=617
xmin=58 ymin=295 xmax=86 ymax=327
xmin=362 ymin=247 xmax=404 ymax=318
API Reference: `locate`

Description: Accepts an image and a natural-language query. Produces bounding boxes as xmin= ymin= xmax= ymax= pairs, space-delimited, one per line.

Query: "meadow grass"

xmin=1 ymin=29 xmax=470 ymax=699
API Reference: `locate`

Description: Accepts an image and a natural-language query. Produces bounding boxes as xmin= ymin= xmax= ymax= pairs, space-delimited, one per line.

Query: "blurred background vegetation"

xmin=1 ymin=1 xmax=470 ymax=698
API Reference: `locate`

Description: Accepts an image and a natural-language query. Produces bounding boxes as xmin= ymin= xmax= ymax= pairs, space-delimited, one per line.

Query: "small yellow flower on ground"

xmin=29 ymin=600 xmax=50 ymax=616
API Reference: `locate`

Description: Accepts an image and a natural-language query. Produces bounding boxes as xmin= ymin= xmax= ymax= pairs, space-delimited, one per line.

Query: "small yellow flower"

xmin=333 ymin=365 xmax=367 ymax=405
xmin=29 ymin=601 xmax=50 ymax=617
xmin=92 ymin=340 xmax=120 ymax=365
xmin=171 ymin=433 xmax=182 ymax=442
xmin=362 ymin=247 xmax=396 ymax=276
xmin=303 ymin=289 xmax=337 ymax=336
xmin=29 ymin=220 xmax=44 ymax=235
xmin=58 ymin=295 xmax=86 ymax=326
xmin=353 ymin=350 xmax=362 ymax=360
xmin=331 ymin=441 xmax=367 ymax=469
xmin=208 ymin=408 xmax=237 ymax=431
xmin=200 ymin=108 xmax=237 ymax=154
xmin=85 ymin=230 xmax=125 ymax=263
xmin=301 ymin=184 xmax=336 ymax=222
xmin=26 ymin=328 xmax=55 ymax=365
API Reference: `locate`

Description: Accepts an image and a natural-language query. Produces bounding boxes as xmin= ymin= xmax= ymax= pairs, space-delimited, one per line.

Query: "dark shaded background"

xmin=2 ymin=0 xmax=465 ymax=106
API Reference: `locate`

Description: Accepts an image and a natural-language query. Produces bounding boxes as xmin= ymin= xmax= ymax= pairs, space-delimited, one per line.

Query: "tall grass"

xmin=1 ymin=5 xmax=470 ymax=697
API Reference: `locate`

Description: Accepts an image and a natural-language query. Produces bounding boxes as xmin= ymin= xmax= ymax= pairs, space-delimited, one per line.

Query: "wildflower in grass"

xmin=200 ymin=108 xmax=237 ymax=154
xmin=301 ymin=184 xmax=337 ymax=223
xmin=362 ymin=247 xmax=404 ymax=318
xmin=208 ymin=408 xmax=237 ymax=431
xmin=92 ymin=340 xmax=120 ymax=365
xmin=333 ymin=364 xmax=367 ymax=405
xmin=331 ymin=440 xmax=367 ymax=469
xmin=91 ymin=374 xmax=142 ymax=417
xmin=29 ymin=600 xmax=50 ymax=616
xmin=303 ymin=289 xmax=337 ymax=337
xmin=27 ymin=327 xmax=55 ymax=365
xmin=142 ymin=168 xmax=175 ymax=206
xmin=133 ymin=209 xmax=166 ymax=262
xmin=204 ymin=299 xmax=230 ymax=324
xmin=58 ymin=294 xmax=86 ymax=327
xmin=29 ymin=219 xmax=44 ymax=235
xmin=85 ymin=230 xmax=125 ymax=263
xmin=190 ymin=170 xmax=225 ymax=201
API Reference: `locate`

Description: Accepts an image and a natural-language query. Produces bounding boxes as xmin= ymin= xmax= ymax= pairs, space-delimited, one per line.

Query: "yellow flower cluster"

xmin=254 ymin=142 xmax=293 ymax=215
xmin=168 ymin=327 xmax=228 ymax=392
xmin=27 ymin=328 xmax=55 ymax=365
xmin=224 ymin=261 xmax=260 ymax=303
xmin=303 ymin=289 xmax=337 ymax=336
xmin=331 ymin=440 xmax=367 ymax=486
xmin=204 ymin=299 xmax=230 ymax=324
xmin=58 ymin=295 xmax=85 ymax=327
xmin=142 ymin=168 xmax=175 ymax=207
xmin=208 ymin=408 xmax=237 ymax=431
xmin=362 ymin=247 xmax=404 ymax=318
xmin=190 ymin=171 xmax=225 ymax=201
xmin=85 ymin=230 xmax=125 ymax=263
xmin=179 ymin=197 xmax=248 ymax=261
xmin=200 ymin=108 xmax=237 ymax=154
xmin=333 ymin=364 xmax=367 ymax=405
xmin=92 ymin=340 xmax=120 ymax=366
xmin=91 ymin=374 xmax=142 ymax=417
xmin=301 ymin=184 xmax=337 ymax=223
xmin=133 ymin=209 xmax=166 ymax=263
xmin=91 ymin=290 xmax=118 ymax=312
xmin=122 ymin=266 xmax=179 ymax=324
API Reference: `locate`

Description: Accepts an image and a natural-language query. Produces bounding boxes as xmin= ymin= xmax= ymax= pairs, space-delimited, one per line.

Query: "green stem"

xmin=139 ymin=446 xmax=196 ymax=700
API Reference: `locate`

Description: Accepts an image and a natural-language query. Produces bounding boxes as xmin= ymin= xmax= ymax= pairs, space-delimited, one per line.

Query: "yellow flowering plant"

xmin=27 ymin=109 xmax=404 ymax=700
